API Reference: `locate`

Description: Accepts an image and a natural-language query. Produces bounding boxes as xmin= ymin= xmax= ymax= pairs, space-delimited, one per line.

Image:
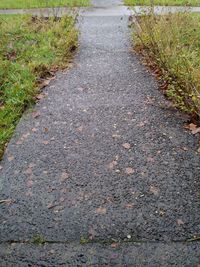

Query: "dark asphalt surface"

xmin=0 ymin=0 xmax=200 ymax=266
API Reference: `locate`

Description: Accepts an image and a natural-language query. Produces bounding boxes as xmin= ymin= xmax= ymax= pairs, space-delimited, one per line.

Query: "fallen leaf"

xmin=184 ymin=123 xmax=200 ymax=135
xmin=36 ymin=93 xmax=46 ymax=100
xmin=32 ymin=111 xmax=40 ymax=119
xmin=108 ymin=160 xmax=117 ymax=170
xmin=124 ymin=203 xmax=135 ymax=209
xmin=197 ymin=147 xmax=200 ymax=153
xmin=42 ymin=140 xmax=50 ymax=145
xmin=40 ymin=79 xmax=50 ymax=88
xmin=125 ymin=167 xmax=135 ymax=175
xmin=111 ymin=243 xmax=119 ymax=248
xmin=192 ymin=127 xmax=200 ymax=135
xmin=44 ymin=128 xmax=49 ymax=133
xmin=0 ymin=199 xmax=14 ymax=205
xmin=149 ymin=185 xmax=159 ymax=196
xmin=122 ymin=143 xmax=131 ymax=149
xmin=177 ymin=219 xmax=184 ymax=226
xmin=32 ymin=128 xmax=37 ymax=132
xmin=27 ymin=180 xmax=33 ymax=188
xmin=112 ymin=134 xmax=121 ymax=139
xmin=95 ymin=207 xmax=107 ymax=214
xmin=24 ymin=167 xmax=33 ymax=175
xmin=76 ymin=125 xmax=84 ymax=132
xmin=60 ymin=172 xmax=69 ymax=182
xmin=8 ymin=156 xmax=14 ymax=162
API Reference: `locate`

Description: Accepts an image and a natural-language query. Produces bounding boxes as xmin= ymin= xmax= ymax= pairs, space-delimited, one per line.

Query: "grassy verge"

xmin=0 ymin=0 xmax=89 ymax=9
xmin=125 ymin=0 xmax=200 ymax=6
xmin=0 ymin=14 xmax=78 ymax=159
xmin=133 ymin=12 xmax=200 ymax=118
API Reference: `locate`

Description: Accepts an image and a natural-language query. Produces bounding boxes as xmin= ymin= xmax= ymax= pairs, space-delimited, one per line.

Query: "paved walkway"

xmin=0 ymin=0 xmax=200 ymax=266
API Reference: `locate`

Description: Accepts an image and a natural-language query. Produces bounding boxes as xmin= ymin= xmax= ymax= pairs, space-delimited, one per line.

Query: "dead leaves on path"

xmin=122 ymin=143 xmax=131 ymax=149
xmin=184 ymin=123 xmax=200 ymax=135
xmin=125 ymin=167 xmax=135 ymax=175
xmin=95 ymin=207 xmax=107 ymax=215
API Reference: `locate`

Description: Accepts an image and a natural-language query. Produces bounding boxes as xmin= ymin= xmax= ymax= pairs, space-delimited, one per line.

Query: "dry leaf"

xmin=27 ymin=180 xmax=33 ymax=188
xmin=95 ymin=207 xmax=107 ymax=214
xmin=108 ymin=160 xmax=117 ymax=170
xmin=177 ymin=219 xmax=184 ymax=226
xmin=111 ymin=243 xmax=119 ymax=248
xmin=32 ymin=128 xmax=37 ymax=133
xmin=32 ymin=111 xmax=40 ymax=118
xmin=122 ymin=143 xmax=131 ymax=149
xmin=40 ymin=79 xmax=50 ymax=88
xmin=42 ymin=140 xmax=50 ymax=145
xmin=184 ymin=123 xmax=199 ymax=134
xmin=124 ymin=203 xmax=135 ymax=209
xmin=192 ymin=127 xmax=200 ymax=135
xmin=197 ymin=147 xmax=200 ymax=153
xmin=8 ymin=156 xmax=14 ymax=162
xmin=149 ymin=185 xmax=159 ymax=196
xmin=125 ymin=167 xmax=135 ymax=175
xmin=60 ymin=172 xmax=69 ymax=182
xmin=36 ymin=93 xmax=46 ymax=100
xmin=24 ymin=167 xmax=33 ymax=175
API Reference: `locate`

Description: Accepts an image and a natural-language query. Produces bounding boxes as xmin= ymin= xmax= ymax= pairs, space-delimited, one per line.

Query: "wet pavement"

xmin=0 ymin=0 xmax=200 ymax=266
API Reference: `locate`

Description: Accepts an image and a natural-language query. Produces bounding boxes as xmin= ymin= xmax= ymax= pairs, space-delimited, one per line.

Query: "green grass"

xmin=0 ymin=0 xmax=89 ymax=9
xmin=0 ymin=14 xmax=78 ymax=159
xmin=125 ymin=0 xmax=200 ymax=6
xmin=133 ymin=13 xmax=200 ymax=117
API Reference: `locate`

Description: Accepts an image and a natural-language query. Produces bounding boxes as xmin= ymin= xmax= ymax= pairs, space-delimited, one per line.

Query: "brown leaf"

xmin=184 ymin=123 xmax=199 ymax=134
xmin=24 ymin=167 xmax=33 ymax=175
xmin=177 ymin=219 xmax=184 ymax=226
xmin=60 ymin=172 xmax=69 ymax=182
xmin=149 ymin=185 xmax=159 ymax=196
xmin=192 ymin=127 xmax=200 ymax=135
xmin=111 ymin=243 xmax=119 ymax=248
xmin=42 ymin=140 xmax=50 ymax=145
xmin=197 ymin=147 xmax=200 ymax=153
xmin=8 ymin=156 xmax=14 ymax=162
xmin=27 ymin=180 xmax=33 ymax=188
xmin=108 ymin=160 xmax=117 ymax=170
xmin=36 ymin=93 xmax=46 ymax=100
xmin=125 ymin=167 xmax=135 ymax=175
xmin=95 ymin=207 xmax=107 ymax=215
xmin=32 ymin=111 xmax=40 ymax=119
xmin=32 ymin=128 xmax=37 ymax=133
xmin=40 ymin=79 xmax=50 ymax=89
xmin=122 ymin=143 xmax=131 ymax=149
xmin=124 ymin=203 xmax=135 ymax=209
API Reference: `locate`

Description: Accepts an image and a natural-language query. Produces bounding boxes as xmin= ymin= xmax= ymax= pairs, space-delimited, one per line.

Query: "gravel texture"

xmin=0 ymin=0 xmax=199 ymax=265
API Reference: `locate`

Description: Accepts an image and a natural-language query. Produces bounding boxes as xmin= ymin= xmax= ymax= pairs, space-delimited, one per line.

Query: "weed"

xmin=133 ymin=11 xmax=200 ymax=118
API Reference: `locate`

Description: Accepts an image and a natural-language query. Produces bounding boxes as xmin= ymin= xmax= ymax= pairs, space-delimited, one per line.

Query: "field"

xmin=0 ymin=14 xmax=78 ymax=158
xmin=125 ymin=0 xmax=200 ymax=6
xmin=0 ymin=0 xmax=89 ymax=9
xmin=133 ymin=12 xmax=200 ymax=118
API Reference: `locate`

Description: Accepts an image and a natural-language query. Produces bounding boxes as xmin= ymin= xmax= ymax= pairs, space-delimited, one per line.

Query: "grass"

xmin=0 ymin=14 xmax=78 ymax=159
xmin=125 ymin=0 xmax=200 ymax=6
xmin=0 ymin=0 xmax=89 ymax=9
xmin=133 ymin=12 xmax=200 ymax=118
